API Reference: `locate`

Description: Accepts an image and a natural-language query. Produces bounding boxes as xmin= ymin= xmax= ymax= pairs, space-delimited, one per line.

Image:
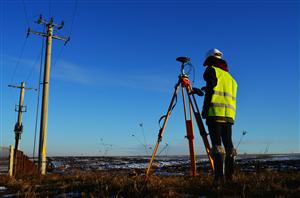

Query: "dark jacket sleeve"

xmin=202 ymin=67 xmax=217 ymax=118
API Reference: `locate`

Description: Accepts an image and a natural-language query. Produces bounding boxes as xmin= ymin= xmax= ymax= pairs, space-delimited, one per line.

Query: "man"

xmin=201 ymin=48 xmax=238 ymax=183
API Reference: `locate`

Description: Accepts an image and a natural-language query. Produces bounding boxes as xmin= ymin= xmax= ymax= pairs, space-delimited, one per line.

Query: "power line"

xmin=8 ymin=0 xmax=30 ymax=107
xmin=49 ymin=0 xmax=52 ymax=18
xmin=52 ymin=0 xmax=78 ymax=67
xmin=69 ymin=0 xmax=78 ymax=37
xmin=32 ymin=26 xmax=45 ymax=160
xmin=24 ymin=49 xmax=41 ymax=83
xmin=10 ymin=37 xmax=28 ymax=84
xmin=52 ymin=44 xmax=65 ymax=68
xmin=21 ymin=0 xmax=30 ymax=27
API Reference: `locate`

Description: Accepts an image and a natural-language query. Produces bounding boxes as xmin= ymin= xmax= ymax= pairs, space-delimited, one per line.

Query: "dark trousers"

xmin=207 ymin=121 xmax=233 ymax=151
xmin=207 ymin=120 xmax=235 ymax=180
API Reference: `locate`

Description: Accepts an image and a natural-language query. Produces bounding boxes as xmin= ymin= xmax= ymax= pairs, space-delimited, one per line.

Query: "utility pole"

xmin=28 ymin=15 xmax=69 ymax=175
xmin=8 ymin=82 xmax=36 ymax=175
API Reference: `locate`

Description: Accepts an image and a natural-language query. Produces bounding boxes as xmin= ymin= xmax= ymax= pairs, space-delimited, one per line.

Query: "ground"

xmin=1 ymin=170 xmax=300 ymax=197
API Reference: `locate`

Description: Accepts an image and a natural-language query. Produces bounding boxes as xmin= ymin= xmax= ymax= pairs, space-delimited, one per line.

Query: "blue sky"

xmin=0 ymin=0 xmax=299 ymax=156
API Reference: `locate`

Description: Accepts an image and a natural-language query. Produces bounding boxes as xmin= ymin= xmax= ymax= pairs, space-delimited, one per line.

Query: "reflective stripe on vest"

xmin=207 ymin=66 xmax=238 ymax=121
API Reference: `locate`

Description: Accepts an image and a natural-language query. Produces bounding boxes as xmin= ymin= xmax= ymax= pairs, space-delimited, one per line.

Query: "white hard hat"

xmin=205 ymin=48 xmax=223 ymax=59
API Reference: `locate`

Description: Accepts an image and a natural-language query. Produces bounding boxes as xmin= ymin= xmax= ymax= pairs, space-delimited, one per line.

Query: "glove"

xmin=191 ymin=87 xmax=204 ymax=96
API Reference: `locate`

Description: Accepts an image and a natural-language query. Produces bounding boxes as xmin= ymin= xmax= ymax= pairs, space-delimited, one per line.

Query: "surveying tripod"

xmin=146 ymin=57 xmax=214 ymax=178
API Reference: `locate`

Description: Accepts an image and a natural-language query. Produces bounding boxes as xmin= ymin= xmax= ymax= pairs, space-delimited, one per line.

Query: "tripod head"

xmin=176 ymin=56 xmax=191 ymax=76
xmin=176 ymin=56 xmax=190 ymax=64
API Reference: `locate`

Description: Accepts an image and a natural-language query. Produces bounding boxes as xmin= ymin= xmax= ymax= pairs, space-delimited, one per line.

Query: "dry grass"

xmin=1 ymin=170 xmax=300 ymax=197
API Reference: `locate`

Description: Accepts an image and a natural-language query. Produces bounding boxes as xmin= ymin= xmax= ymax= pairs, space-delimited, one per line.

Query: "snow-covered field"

xmin=1 ymin=153 xmax=299 ymax=175
xmin=47 ymin=154 xmax=300 ymax=175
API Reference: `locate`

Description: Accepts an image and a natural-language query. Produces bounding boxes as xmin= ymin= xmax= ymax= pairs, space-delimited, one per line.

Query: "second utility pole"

xmin=28 ymin=15 xmax=69 ymax=175
xmin=8 ymin=82 xmax=35 ymax=176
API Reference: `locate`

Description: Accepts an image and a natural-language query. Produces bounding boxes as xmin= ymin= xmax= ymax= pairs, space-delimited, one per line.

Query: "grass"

xmin=1 ymin=170 xmax=300 ymax=197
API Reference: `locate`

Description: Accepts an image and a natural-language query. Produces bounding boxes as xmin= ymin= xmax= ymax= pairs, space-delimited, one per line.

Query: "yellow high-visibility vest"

xmin=207 ymin=66 xmax=238 ymax=121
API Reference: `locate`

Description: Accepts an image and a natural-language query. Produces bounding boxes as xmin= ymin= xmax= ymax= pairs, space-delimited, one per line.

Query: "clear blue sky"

xmin=0 ymin=0 xmax=299 ymax=156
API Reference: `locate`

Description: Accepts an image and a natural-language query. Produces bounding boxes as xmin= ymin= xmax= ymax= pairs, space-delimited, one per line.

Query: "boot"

xmin=225 ymin=148 xmax=236 ymax=181
xmin=213 ymin=153 xmax=224 ymax=184
xmin=212 ymin=146 xmax=225 ymax=184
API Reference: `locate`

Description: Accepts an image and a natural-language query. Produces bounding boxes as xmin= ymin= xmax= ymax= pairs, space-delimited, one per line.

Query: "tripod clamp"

xmin=179 ymin=74 xmax=191 ymax=88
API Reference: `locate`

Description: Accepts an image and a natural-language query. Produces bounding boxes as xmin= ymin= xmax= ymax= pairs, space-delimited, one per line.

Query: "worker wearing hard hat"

xmin=201 ymin=48 xmax=238 ymax=183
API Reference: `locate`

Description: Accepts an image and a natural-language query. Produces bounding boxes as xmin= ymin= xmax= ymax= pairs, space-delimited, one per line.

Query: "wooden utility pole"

xmin=8 ymin=82 xmax=35 ymax=175
xmin=8 ymin=145 xmax=14 ymax=177
xmin=28 ymin=15 xmax=69 ymax=175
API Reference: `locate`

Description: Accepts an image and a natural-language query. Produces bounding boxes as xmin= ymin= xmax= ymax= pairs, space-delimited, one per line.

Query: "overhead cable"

xmin=52 ymin=0 xmax=78 ymax=68
xmin=22 ymin=0 xmax=30 ymax=27
xmin=24 ymin=50 xmax=42 ymax=83
xmin=32 ymin=28 xmax=45 ymax=159
xmin=69 ymin=0 xmax=78 ymax=37
xmin=10 ymin=37 xmax=28 ymax=84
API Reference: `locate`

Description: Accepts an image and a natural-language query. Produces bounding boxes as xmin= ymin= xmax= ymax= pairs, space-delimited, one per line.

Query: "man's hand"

xmin=191 ymin=87 xmax=204 ymax=96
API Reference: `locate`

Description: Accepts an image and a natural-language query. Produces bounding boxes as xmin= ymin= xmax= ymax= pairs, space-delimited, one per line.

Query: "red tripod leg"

xmin=186 ymin=120 xmax=196 ymax=176
xmin=186 ymin=86 xmax=215 ymax=172
xmin=181 ymin=87 xmax=197 ymax=176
